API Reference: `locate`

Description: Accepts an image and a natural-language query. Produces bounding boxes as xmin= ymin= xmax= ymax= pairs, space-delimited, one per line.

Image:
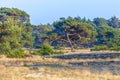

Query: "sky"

xmin=0 ymin=0 xmax=120 ymax=25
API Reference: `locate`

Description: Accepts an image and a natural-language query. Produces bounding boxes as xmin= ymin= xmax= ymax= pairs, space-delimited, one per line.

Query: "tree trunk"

xmin=66 ymin=33 xmax=74 ymax=51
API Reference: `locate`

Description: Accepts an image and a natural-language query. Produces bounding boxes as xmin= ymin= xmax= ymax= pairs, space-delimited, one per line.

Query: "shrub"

xmin=39 ymin=44 xmax=54 ymax=55
xmin=92 ymin=45 xmax=108 ymax=51
xmin=32 ymin=44 xmax=54 ymax=55
xmin=7 ymin=49 xmax=25 ymax=58
xmin=31 ymin=44 xmax=64 ymax=55
xmin=0 ymin=43 xmax=11 ymax=54
xmin=111 ymin=46 xmax=120 ymax=51
xmin=92 ymin=45 xmax=120 ymax=51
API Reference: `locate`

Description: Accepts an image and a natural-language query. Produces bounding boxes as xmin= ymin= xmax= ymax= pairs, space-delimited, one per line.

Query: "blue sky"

xmin=0 ymin=0 xmax=120 ymax=25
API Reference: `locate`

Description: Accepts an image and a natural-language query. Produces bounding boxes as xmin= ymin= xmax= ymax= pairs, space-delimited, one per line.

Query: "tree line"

xmin=0 ymin=7 xmax=120 ymax=57
xmin=33 ymin=16 xmax=120 ymax=51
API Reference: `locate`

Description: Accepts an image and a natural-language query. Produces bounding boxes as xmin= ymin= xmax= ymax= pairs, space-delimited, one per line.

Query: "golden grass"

xmin=1 ymin=55 xmax=120 ymax=67
xmin=0 ymin=65 xmax=120 ymax=80
xmin=63 ymin=48 xmax=120 ymax=54
xmin=0 ymin=54 xmax=120 ymax=80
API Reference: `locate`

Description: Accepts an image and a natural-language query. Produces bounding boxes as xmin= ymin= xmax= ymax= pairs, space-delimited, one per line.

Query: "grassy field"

xmin=0 ymin=65 xmax=120 ymax=80
xmin=1 ymin=52 xmax=120 ymax=80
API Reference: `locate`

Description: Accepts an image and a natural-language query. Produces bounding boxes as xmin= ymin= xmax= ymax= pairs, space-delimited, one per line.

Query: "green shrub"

xmin=92 ymin=45 xmax=120 ymax=51
xmin=7 ymin=49 xmax=25 ymax=58
xmin=0 ymin=43 xmax=11 ymax=54
xmin=31 ymin=44 xmax=64 ymax=55
xmin=92 ymin=45 xmax=108 ymax=51
xmin=39 ymin=44 xmax=54 ymax=55
xmin=111 ymin=46 xmax=120 ymax=51
xmin=32 ymin=44 xmax=54 ymax=55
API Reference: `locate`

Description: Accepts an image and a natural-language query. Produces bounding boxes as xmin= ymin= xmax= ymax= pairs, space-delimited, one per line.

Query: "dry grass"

xmin=0 ymin=52 xmax=120 ymax=80
xmin=0 ymin=65 xmax=120 ymax=80
xmin=63 ymin=48 xmax=120 ymax=54
xmin=64 ymin=58 xmax=120 ymax=63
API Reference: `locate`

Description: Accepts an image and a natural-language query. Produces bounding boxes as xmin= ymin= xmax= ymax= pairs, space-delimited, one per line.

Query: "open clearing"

xmin=1 ymin=51 xmax=120 ymax=80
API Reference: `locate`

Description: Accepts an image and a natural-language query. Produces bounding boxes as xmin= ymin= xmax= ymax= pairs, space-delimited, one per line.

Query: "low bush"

xmin=92 ymin=45 xmax=120 ymax=51
xmin=31 ymin=44 xmax=64 ymax=55
xmin=111 ymin=46 xmax=120 ymax=51
xmin=39 ymin=44 xmax=54 ymax=55
xmin=92 ymin=45 xmax=108 ymax=51
xmin=31 ymin=44 xmax=54 ymax=55
xmin=7 ymin=49 xmax=25 ymax=58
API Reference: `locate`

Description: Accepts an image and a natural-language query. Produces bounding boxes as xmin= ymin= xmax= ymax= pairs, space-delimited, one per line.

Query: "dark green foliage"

xmin=0 ymin=7 xmax=33 ymax=48
xmin=108 ymin=16 xmax=120 ymax=28
xmin=33 ymin=16 xmax=120 ymax=51
xmin=96 ymin=25 xmax=115 ymax=45
xmin=93 ymin=18 xmax=108 ymax=26
xmin=0 ymin=7 xmax=33 ymax=58
xmin=52 ymin=17 xmax=97 ymax=50
xmin=0 ymin=7 xmax=30 ymax=24
xmin=0 ymin=19 xmax=22 ymax=54
xmin=32 ymin=24 xmax=53 ymax=47
xmin=1 ymin=7 xmax=120 ymax=56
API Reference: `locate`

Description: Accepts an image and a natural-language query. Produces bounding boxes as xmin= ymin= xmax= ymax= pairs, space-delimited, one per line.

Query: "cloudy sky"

xmin=0 ymin=0 xmax=120 ymax=25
